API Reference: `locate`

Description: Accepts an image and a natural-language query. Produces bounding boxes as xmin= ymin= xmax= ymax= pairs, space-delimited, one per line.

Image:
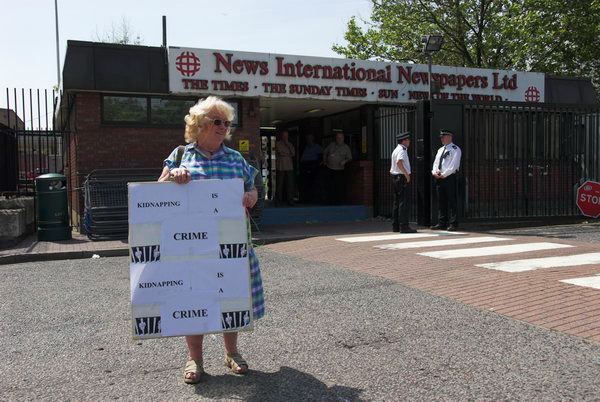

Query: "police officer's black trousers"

xmin=392 ymin=174 xmax=409 ymax=229
xmin=435 ymin=174 xmax=458 ymax=227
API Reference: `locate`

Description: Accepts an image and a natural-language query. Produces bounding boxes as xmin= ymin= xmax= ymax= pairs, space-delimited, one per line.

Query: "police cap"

xmin=440 ymin=129 xmax=454 ymax=137
xmin=396 ymin=131 xmax=411 ymax=141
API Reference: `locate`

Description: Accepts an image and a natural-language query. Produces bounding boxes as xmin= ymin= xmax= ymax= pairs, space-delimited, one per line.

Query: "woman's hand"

xmin=243 ymin=188 xmax=258 ymax=208
xmin=170 ymin=168 xmax=192 ymax=184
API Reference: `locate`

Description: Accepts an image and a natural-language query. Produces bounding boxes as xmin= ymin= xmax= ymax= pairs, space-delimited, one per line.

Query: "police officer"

xmin=390 ymin=132 xmax=417 ymax=233
xmin=431 ymin=129 xmax=462 ymax=231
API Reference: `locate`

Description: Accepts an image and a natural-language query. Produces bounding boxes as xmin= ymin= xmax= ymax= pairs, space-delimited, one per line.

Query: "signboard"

xmin=576 ymin=180 xmax=600 ymax=218
xmin=239 ymin=139 xmax=250 ymax=153
xmin=169 ymin=47 xmax=545 ymax=103
xmin=128 ymin=179 xmax=252 ymax=339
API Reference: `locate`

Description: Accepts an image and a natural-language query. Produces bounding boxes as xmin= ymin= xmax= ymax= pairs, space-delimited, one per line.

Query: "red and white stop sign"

xmin=576 ymin=180 xmax=600 ymax=218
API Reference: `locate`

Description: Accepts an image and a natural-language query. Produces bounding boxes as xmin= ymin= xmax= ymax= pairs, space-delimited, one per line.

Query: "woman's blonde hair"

xmin=184 ymin=96 xmax=235 ymax=143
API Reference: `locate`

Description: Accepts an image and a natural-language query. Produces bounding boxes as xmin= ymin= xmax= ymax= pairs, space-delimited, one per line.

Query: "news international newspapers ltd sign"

xmin=128 ymin=179 xmax=253 ymax=339
xmin=168 ymin=47 xmax=545 ymax=103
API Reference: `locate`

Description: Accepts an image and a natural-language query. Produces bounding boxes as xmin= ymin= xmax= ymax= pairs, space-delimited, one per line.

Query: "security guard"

xmin=390 ymin=131 xmax=417 ymax=233
xmin=431 ymin=129 xmax=462 ymax=231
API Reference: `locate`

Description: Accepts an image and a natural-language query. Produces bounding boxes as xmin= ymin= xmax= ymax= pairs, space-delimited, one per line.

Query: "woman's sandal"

xmin=183 ymin=358 xmax=204 ymax=384
xmin=224 ymin=353 xmax=249 ymax=374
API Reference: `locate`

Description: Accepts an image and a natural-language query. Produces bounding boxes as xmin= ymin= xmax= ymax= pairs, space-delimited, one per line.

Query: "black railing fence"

xmin=374 ymin=101 xmax=600 ymax=223
xmin=373 ymin=105 xmax=418 ymax=220
xmin=460 ymin=102 xmax=600 ymax=219
xmin=2 ymin=88 xmax=74 ymax=225
xmin=2 ymin=88 xmax=72 ymax=193
xmin=3 ymin=88 xmax=598 ymax=233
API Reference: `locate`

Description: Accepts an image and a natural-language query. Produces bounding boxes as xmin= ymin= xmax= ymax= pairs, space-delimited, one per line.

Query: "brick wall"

xmin=73 ymin=94 xmax=261 ymax=171
xmin=68 ymin=93 xmax=261 ymax=232
xmin=346 ymin=160 xmax=373 ymax=206
xmin=233 ymin=98 xmax=262 ymax=160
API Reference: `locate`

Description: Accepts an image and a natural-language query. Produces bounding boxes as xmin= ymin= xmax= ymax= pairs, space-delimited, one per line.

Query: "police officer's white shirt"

xmin=431 ymin=142 xmax=461 ymax=177
xmin=390 ymin=144 xmax=411 ymax=175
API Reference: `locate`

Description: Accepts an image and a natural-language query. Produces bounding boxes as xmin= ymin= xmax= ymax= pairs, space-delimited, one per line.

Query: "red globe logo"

xmin=524 ymin=86 xmax=540 ymax=102
xmin=175 ymin=51 xmax=201 ymax=77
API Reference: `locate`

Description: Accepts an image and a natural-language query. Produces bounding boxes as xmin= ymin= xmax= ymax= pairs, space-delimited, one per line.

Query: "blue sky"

xmin=0 ymin=0 xmax=372 ymax=92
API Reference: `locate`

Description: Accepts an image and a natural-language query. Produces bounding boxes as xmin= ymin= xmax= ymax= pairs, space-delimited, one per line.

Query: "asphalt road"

xmin=485 ymin=221 xmax=600 ymax=243
xmin=1 ymin=249 xmax=600 ymax=400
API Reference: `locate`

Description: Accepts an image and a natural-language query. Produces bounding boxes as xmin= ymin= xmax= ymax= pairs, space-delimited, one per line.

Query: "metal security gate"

xmin=373 ymin=105 xmax=418 ymax=220
xmin=2 ymin=88 xmax=74 ymax=224
xmin=460 ymin=102 xmax=600 ymax=218
xmin=374 ymin=100 xmax=600 ymax=224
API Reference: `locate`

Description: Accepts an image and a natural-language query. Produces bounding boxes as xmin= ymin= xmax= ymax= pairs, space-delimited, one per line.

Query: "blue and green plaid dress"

xmin=164 ymin=143 xmax=265 ymax=320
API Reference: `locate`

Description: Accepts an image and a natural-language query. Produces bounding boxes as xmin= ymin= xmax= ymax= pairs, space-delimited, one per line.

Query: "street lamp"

xmin=420 ymin=34 xmax=443 ymax=228
xmin=54 ymin=0 xmax=61 ymax=88
xmin=421 ymin=34 xmax=444 ymax=99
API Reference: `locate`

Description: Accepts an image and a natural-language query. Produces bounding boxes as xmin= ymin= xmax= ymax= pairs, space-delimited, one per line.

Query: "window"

xmin=102 ymin=96 xmax=242 ymax=127
xmin=103 ymin=96 xmax=147 ymax=123
xmin=150 ymin=98 xmax=196 ymax=125
xmin=229 ymin=101 xmax=241 ymax=127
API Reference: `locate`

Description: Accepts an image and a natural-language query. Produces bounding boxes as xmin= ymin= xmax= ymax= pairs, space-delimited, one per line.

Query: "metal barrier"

xmin=83 ymin=167 xmax=263 ymax=240
xmin=84 ymin=168 xmax=160 ymax=240
xmin=247 ymin=156 xmax=264 ymax=232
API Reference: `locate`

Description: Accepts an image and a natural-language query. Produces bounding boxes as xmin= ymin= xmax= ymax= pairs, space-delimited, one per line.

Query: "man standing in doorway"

xmin=323 ymin=131 xmax=352 ymax=205
xmin=390 ymin=132 xmax=417 ymax=233
xmin=299 ymin=134 xmax=323 ymax=203
xmin=431 ymin=129 xmax=462 ymax=231
xmin=275 ymin=129 xmax=296 ymax=206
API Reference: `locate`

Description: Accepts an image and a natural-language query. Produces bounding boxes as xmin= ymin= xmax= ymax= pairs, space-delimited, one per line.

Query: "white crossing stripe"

xmin=375 ymin=236 xmax=510 ymax=250
xmin=418 ymin=242 xmax=573 ymax=259
xmin=476 ymin=252 xmax=600 ymax=273
xmin=560 ymin=275 xmax=600 ymax=290
xmin=337 ymin=232 xmax=465 ymax=243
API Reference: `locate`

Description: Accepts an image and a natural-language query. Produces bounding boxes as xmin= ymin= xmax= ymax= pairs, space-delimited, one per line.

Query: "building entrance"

xmin=258 ymin=98 xmax=367 ymax=208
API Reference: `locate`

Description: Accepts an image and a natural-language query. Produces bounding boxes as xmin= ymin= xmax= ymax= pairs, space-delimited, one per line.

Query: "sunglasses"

xmin=206 ymin=117 xmax=232 ymax=127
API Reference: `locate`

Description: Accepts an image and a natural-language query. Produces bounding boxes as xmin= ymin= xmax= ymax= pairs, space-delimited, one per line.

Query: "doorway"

xmin=258 ymin=98 xmax=370 ymax=210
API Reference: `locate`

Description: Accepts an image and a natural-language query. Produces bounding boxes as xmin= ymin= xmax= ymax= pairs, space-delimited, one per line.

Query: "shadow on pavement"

xmin=192 ymin=366 xmax=364 ymax=401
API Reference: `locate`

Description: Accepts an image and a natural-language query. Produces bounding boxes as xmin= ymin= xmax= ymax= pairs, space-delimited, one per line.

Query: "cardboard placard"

xmin=128 ymin=179 xmax=253 ymax=339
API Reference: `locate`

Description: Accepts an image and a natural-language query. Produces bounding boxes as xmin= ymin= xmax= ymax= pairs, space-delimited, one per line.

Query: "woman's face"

xmin=198 ymin=108 xmax=230 ymax=144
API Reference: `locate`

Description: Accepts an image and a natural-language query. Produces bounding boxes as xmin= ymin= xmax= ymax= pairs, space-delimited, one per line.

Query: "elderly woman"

xmin=158 ymin=96 xmax=265 ymax=384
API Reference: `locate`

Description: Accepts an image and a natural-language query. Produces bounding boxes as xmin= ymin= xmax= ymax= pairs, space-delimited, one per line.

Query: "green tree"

xmin=333 ymin=0 xmax=600 ymax=94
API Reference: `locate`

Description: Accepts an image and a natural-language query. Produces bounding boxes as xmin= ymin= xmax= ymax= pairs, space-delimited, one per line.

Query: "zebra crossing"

xmin=476 ymin=252 xmax=600 ymax=273
xmin=560 ymin=274 xmax=600 ymax=289
xmin=417 ymin=242 xmax=573 ymax=259
xmin=374 ymin=236 xmax=510 ymax=250
xmin=336 ymin=232 xmax=600 ymax=290
xmin=337 ymin=232 xmax=463 ymax=243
